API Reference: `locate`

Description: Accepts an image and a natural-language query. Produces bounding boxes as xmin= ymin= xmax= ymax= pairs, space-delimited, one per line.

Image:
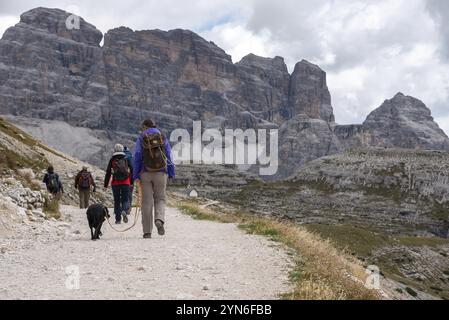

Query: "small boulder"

xmin=32 ymin=210 xmax=46 ymax=218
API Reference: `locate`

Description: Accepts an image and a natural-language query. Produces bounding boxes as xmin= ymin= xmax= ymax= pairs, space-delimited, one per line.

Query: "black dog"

xmin=86 ymin=204 xmax=110 ymax=240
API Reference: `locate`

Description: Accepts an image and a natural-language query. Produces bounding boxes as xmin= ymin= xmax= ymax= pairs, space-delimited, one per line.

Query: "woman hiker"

xmin=133 ymin=119 xmax=175 ymax=239
xmin=104 ymin=144 xmax=133 ymax=224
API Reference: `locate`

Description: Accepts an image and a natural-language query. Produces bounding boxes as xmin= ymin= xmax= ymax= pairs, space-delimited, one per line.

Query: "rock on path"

xmin=0 ymin=205 xmax=292 ymax=300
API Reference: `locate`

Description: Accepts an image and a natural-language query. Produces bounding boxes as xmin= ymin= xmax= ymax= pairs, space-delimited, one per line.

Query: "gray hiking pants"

xmin=140 ymin=172 xmax=167 ymax=235
xmin=79 ymin=188 xmax=90 ymax=209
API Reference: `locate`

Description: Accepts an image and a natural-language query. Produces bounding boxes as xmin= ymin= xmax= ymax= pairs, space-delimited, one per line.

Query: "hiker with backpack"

xmin=133 ymin=119 xmax=175 ymax=239
xmin=43 ymin=165 xmax=64 ymax=199
xmin=123 ymin=146 xmax=134 ymax=215
xmin=75 ymin=166 xmax=96 ymax=209
xmin=104 ymin=144 xmax=133 ymax=224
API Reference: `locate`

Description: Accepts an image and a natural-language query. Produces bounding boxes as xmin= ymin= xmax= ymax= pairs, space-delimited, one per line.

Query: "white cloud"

xmin=203 ymin=23 xmax=272 ymax=63
xmin=0 ymin=15 xmax=20 ymax=38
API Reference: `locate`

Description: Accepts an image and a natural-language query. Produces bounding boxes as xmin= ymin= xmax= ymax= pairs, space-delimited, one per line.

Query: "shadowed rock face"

xmin=0 ymin=7 xmax=448 ymax=178
xmin=289 ymin=60 xmax=335 ymax=123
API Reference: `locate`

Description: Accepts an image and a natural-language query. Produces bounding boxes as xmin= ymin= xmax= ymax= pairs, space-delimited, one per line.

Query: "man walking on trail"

xmin=133 ymin=119 xmax=175 ymax=239
xmin=75 ymin=166 xmax=96 ymax=209
xmin=124 ymin=146 xmax=134 ymax=215
xmin=104 ymin=144 xmax=133 ymax=224
xmin=43 ymin=165 xmax=64 ymax=199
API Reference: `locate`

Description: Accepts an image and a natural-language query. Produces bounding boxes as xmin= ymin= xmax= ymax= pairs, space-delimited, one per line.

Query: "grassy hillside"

xmin=0 ymin=117 xmax=113 ymax=208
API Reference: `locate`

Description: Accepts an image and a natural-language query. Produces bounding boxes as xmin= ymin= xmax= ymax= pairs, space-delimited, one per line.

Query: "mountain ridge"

xmin=0 ymin=7 xmax=448 ymax=178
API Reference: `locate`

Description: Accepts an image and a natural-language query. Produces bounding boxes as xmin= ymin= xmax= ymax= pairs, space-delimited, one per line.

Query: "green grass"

xmin=0 ymin=118 xmax=50 ymax=173
xmin=398 ymin=237 xmax=449 ymax=247
xmin=239 ymin=221 xmax=283 ymax=242
xmin=429 ymin=203 xmax=449 ymax=221
xmin=177 ymin=204 xmax=233 ymax=223
xmin=0 ymin=145 xmax=49 ymax=172
xmin=305 ymin=224 xmax=394 ymax=257
xmin=363 ymin=186 xmax=405 ymax=204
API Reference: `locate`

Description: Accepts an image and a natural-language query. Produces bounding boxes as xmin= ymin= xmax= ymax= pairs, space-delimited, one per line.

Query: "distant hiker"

xmin=43 ymin=165 xmax=63 ymax=199
xmin=124 ymin=146 xmax=134 ymax=215
xmin=133 ymin=119 xmax=175 ymax=239
xmin=104 ymin=144 xmax=133 ymax=224
xmin=75 ymin=166 xmax=96 ymax=209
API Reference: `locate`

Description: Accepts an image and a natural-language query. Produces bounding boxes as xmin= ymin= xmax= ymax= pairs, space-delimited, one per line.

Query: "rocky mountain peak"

xmin=362 ymin=93 xmax=449 ymax=150
xmin=15 ymin=7 xmax=103 ymax=46
xmin=295 ymin=59 xmax=323 ymax=71
xmin=365 ymin=93 xmax=436 ymax=125
xmin=103 ymin=26 xmax=233 ymax=67
xmin=237 ymin=54 xmax=288 ymax=73
xmin=288 ymin=59 xmax=335 ymax=123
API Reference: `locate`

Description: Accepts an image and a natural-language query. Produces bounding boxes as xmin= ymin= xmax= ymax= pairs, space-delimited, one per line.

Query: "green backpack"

xmin=142 ymin=133 xmax=167 ymax=172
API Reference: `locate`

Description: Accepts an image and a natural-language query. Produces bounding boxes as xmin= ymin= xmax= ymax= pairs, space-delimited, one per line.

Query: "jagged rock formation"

xmin=363 ymin=93 xmax=449 ymax=150
xmin=0 ymin=8 xmax=448 ymax=178
xmin=278 ymin=115 xmax=340 ymax=176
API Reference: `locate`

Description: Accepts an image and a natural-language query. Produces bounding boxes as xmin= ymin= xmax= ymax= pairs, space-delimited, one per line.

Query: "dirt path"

xmin=0 ymin=205 xmax=292 ymax=300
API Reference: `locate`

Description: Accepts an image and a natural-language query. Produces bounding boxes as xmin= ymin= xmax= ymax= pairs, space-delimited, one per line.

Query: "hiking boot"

xmin=155 ymin=220 xmax=165 ymax=236
xmin=143 ymin=233 xmax=151 ymax=239
xmin=122 ymin=211 xmax=128 ymax=223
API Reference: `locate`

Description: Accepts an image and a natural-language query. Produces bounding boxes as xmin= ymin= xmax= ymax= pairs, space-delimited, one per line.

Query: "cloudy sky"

xmin=1 ymin=0 xmax=449 ymax=133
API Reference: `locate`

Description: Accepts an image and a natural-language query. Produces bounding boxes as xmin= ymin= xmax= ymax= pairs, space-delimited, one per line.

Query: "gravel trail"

xmin=0 ymin=205 xmax=292 ymax=300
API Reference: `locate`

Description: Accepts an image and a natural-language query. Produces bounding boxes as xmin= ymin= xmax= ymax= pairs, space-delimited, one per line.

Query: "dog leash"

xmin=106 ymin=181 xmax=142 ymax=233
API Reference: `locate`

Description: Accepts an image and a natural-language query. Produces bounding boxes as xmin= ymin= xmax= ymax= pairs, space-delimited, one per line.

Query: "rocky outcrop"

xmin=292 ymin=148 xmax=449 ymax=207
xmin=0 ymin=180 xmax=44 ymax=212
xmin=362 ymin=93 xmax=449 ymax=150
xmin=288 ymin=60 xmax=335 ymax=123
xmin=0 ymin=8 xmax=448 ymax=178
xmin=174 ymin=164 xmax=261 ymax=188
xmin=278 ymin=114 xmax=340 ymax=179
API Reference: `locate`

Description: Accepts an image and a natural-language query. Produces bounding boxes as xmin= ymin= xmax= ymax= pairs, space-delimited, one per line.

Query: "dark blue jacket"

xmin=124 ymin=149 xmax=133 ymax=163
xmin=43 ymin=172 xmax=64 ymax=194
xmin=133 ymin=128 xmax=175 ymax=180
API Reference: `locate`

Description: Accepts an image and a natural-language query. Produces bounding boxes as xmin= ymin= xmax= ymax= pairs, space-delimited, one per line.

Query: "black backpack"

xmin=112 ymin=158 xmax=129 ymax=181
xmin=79 ymin=172 xmax=91 ymax=189
xmin=47 ymin=173 xmax=59 ymax=193
xmin=142 ymin=133 xmax=167 ymax=172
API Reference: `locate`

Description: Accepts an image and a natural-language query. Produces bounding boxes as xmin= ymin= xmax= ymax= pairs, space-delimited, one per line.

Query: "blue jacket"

xmin=133 ymin=128 xmax=175 ymax=180
xmin=124 ymin=148 xmax=133 ymax=163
